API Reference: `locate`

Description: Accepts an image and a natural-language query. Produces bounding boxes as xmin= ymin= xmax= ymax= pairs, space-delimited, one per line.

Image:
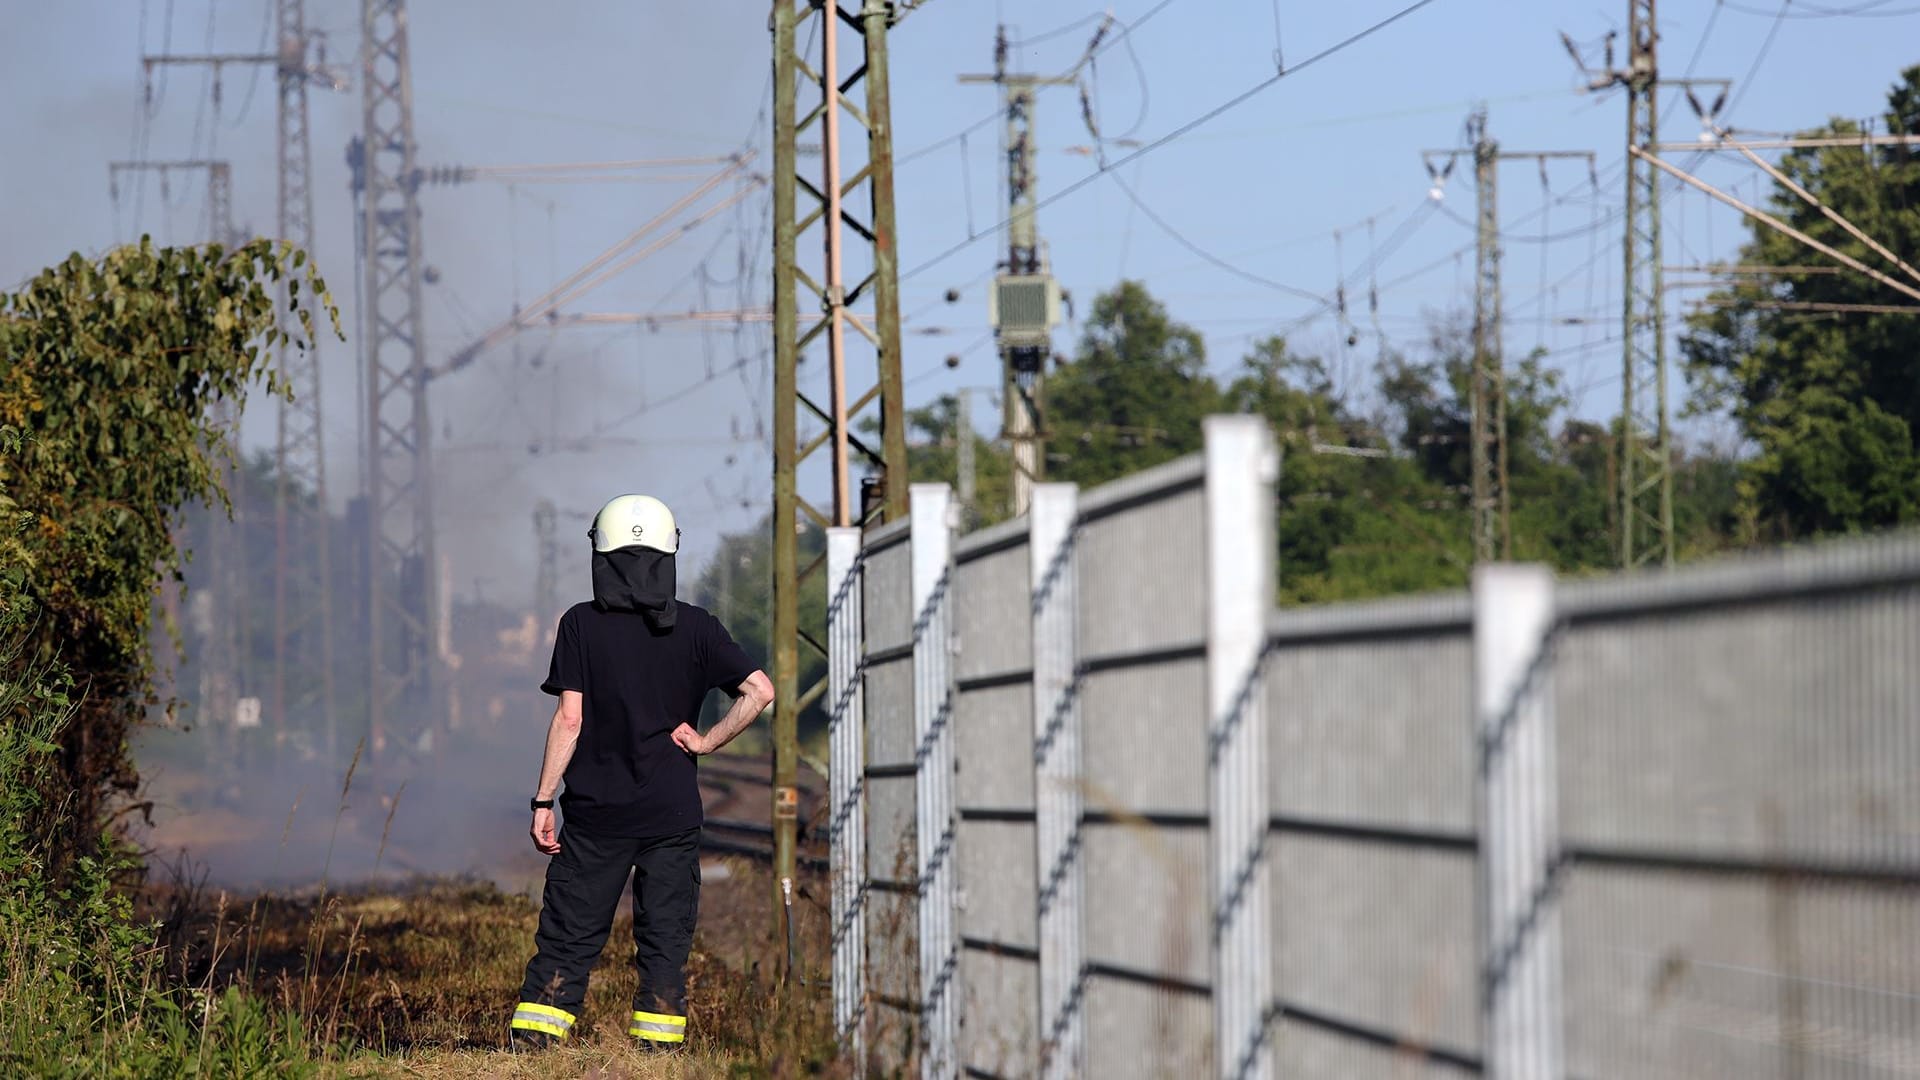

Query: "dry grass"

xmin=147 ymin=856 xmax=845 ymax=1078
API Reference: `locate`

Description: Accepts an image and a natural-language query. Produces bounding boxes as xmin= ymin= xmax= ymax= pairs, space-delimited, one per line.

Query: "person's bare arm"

xmin=671 ymin=670 xmax=774 ymax=757
xmin=529 ymin=690 xmax=584 ymax=854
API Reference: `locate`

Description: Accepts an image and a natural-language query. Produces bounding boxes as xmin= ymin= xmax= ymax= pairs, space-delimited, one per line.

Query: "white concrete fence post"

xmin=1203 ymin=416 xmax=1279 ymax=1080
xmin=826 ymin=526 xmax=866 ymax=1063
xmin=1029 ymin=482 xmax=1085 ymax=1079
xmin=910 ymin=484 xmax=959 ymax=1079
xmin=1473 ymin=564 xmax=1564 ymax=1080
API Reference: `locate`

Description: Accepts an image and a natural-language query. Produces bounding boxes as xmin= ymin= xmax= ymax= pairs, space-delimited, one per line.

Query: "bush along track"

xmin=0 ymin=238 xmax=340 ymax=1076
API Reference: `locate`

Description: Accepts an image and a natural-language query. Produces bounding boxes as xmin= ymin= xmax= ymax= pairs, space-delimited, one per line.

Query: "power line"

xmin=1683 ymin=0 xmax=1726 ymax=78
xmin=1723 ymin=0 xmax=1791 ymax=118
xmin=1104 ymin=170 xmax=1323 ymax=302
xmin=1720 ymin=0 xmax=1920 ymax=15
xmin=1009 ymin=11 xmax=1105 ymax=46
xmin=901 ymin=0 xmax=1448 ymax=283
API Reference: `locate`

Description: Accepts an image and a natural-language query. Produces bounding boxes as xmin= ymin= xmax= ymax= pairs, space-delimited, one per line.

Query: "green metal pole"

xmin=1619 ymin=73 xmax=1641 ymax=569
xmin=1471 ymin=112 xmax=1497 ymax=566
xmin=1646 ymin=29 xmax=1674 ymax=568
xmin=1620 ymin=0 xmax=1673 ymax=568
xmin=770 ymin=0 xmax=802 ymax=945
xmin=864 ymin=0 xmax=909 ymax=523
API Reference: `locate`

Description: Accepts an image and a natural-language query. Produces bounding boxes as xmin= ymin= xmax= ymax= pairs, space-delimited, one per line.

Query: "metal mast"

xmin=962 ymin=28 xmax=1070 ymax=518
xmin=358 ymin=0 xmax=438 ymax=761
xmin=1471 ymin=112 xmax=1504 ymax=564
xmin=1583 ymin=1 xmax=1672 ymax=567
xmin=1425 ymin=117 xmax=1594 ymax=564
xmin=771 ymin=0 xmax=909 ymax=937
xmin=142 ymin=18 xmax=344 ymax=757
xmin=109 ymin=160 xmax=239 ymax=246
xmin=955 ymin=386 xmax=976 ymax=525
xmin=112 ymin=159 xmax=248 ymax=750
xmin=1619 ymin=0 xmax=1670 ymax=568
xmin=273 ymin=0 xmax=340 ymax=755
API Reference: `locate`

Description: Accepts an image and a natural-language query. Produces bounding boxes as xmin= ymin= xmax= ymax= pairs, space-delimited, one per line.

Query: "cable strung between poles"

xmin=901 ymin=0 xmax=1449 ymax=283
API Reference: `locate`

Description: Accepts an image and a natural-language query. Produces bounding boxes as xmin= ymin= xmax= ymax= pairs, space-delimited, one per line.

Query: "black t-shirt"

xmin=541 ymin=600 xmax=758 ymax=837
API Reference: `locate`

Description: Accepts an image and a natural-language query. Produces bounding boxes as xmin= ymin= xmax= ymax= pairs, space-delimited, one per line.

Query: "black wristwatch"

xmin=530 ymin=797 xmax=555 ymax=811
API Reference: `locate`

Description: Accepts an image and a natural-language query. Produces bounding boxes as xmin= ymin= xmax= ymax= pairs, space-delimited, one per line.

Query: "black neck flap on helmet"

xmin=591 ymin=547 xmax=677 ymax=630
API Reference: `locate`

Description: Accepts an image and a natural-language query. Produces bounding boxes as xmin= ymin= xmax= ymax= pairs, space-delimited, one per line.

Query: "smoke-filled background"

xmin=3 ymin=0 xmax=1914 ymax=892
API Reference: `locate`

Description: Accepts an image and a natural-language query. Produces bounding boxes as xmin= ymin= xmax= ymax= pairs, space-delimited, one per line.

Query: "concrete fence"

xmin=827 ymin=414 xmax=1920 ymax=1078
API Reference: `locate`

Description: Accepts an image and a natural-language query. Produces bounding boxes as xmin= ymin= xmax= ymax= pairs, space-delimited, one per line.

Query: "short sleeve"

xmin=541 ymin=610 xmax=585 ymax=696
xmin=703 ymin=613 xmax=758 ymax=693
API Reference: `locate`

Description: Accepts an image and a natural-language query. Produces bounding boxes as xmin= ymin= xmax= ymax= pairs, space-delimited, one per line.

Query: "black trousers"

xmin=513 ymin=825 xmax=700 ymax=1043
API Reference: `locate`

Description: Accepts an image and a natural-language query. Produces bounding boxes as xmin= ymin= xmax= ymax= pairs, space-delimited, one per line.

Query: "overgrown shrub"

xmin=0 ymin=238 xmax=335 ymax=879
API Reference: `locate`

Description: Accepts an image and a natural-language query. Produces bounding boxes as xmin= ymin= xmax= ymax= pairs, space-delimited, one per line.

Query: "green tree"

xmin=1048 ymin=280 xmax=1224 ymax=486
xmin=1682 ymin=64 xmax=1920 ymax=539
xmin=0 ymin=237 xmax=335 ymax=874
xmin=1227 ymin=334 xmax=1470 ymax=601
xmin=873 ymin=392 xmax=1016 ymax=528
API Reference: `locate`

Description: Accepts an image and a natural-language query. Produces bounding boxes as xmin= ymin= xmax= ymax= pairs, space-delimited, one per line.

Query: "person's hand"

xmin=530 ymin=808 xmax=560 ymax=855
xmin=671 ymin=722 xmax=711 ymax=757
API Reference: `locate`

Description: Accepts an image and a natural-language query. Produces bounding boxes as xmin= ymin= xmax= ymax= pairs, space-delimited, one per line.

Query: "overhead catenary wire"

xmin=1722 ymin=0 xmax=1793 ymax=119
xmin=901 ymin=0 xmax=1448 ymax=283
xmin=1009 ymin=11 xmax=1107 ymax=47
xmin=226 ymin=0 xmax=276 ymax=128
xmin=1632 ymin=146 xmax=1920 ymax=303
xmin=1104 ymin=170 xmax=1323 ymax=303
xmin=1719 ymin=0 xmax=1920 ymax=16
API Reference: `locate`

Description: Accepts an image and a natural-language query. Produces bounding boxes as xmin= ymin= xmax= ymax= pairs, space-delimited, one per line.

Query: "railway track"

xmin=696 ymin=754 xmax=827 ymax=870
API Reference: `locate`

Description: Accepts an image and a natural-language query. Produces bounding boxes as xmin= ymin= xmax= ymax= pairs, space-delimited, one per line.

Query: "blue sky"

xmin=3 ymin=0 xmax=1914 ymax=598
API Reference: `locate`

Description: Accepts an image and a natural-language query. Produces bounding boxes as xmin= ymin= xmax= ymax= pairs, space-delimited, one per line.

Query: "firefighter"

xmin=510 ymin=494 xmax=775 ymax=1051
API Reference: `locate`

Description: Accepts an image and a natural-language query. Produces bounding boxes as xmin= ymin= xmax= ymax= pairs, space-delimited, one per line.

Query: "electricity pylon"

xmin=111 ymin=159 xmax=249 ymax=759
xmin=770 ymin=0 xmax=909 ymax=939
xmin=1423 ymin=112 xmax=1594 ymax=563
xmin=355 ymin=0 xmax=439 ymax=761
xmin=108 ymin=160 xmax=240 ymax=246
xmin=142 ymin=4 xmax=347 ymax=753
xmin=961 ymin=26 xmax=1072 ymax=517
xmin=272 ymin=0 xmax=344 ymax=757
xmin=1566 ymin=1 xmax=1721 ymax=567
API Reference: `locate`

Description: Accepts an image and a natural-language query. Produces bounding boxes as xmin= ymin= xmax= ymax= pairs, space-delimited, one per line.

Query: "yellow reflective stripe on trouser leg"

xmin=629 ymin=1009 xmax=687 ymax=1042
xmin=511 ymin=1002 xmax=576 ymax=1039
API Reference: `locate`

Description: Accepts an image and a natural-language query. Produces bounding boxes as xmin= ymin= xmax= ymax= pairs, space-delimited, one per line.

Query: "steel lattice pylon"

xmin=273 ymin=0 xmax=339 ymax=753
xmin=1620 ymin=0 xmax=1673 ymax=567
xmin=770 ymin=0 xmax=908 ymax=934
xmin=139 ymin=12 xmax=345 ymax=759
xmin=358 ymin=0 xmax=439 ymax=761
xmin=1423 ymin=117 xmax=1591 ymax=564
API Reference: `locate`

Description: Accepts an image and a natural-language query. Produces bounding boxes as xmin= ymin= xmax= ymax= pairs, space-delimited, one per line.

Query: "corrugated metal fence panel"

xmin=1553 ymin=536 xmax=1920 ymax=1080
xmin=1072 ymin=456 xmax=1215 ymax=1075
xmin=1264 ymin=595 xmax=1481 ymax=1069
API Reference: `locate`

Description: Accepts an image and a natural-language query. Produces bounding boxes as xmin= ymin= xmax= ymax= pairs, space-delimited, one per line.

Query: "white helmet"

xmin=590 ymin=494 xmax=679 ymax=554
